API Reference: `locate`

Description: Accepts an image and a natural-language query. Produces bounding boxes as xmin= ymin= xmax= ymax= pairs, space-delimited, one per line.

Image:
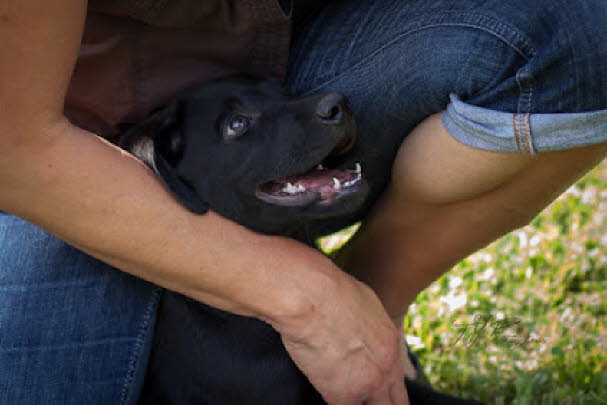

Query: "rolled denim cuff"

xmin=443 ymin=94 xmax=607 ymax=153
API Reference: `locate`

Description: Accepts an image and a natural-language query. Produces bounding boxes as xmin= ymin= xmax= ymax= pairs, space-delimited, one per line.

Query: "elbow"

xmin=0 ymin=115 xmax=70 ymax=158
xmin=0 ymin=116 xmax=73 ymax=198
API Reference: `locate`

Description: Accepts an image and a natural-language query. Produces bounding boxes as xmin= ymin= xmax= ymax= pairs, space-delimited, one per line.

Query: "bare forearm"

xmin=0 ymin=123 xmax=414 ymax=404
xmin=0 ymin=2 xmax=412 ymax=400
xmin=0 ymin=0 xmax=342 ymax=323
xmin=0 ymin=122 xmax=338 ymax=322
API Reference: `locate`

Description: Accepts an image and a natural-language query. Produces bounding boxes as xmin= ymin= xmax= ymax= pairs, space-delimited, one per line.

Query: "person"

xmin=0 ymin=0 xmax=605 ymax=404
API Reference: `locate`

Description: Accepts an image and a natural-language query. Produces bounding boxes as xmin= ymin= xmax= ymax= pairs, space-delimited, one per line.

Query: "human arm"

xmin=0 ymin=2 xmax=408 ymax=403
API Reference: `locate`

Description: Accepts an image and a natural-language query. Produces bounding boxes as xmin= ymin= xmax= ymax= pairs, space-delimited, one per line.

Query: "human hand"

xmin=271 ymin=272 xmax=409 ymax=405
xmin=390 ymin=316 xmax=418 ymax=381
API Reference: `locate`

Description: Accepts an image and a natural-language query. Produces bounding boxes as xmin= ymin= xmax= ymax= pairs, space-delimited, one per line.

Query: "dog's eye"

xmin=224 ymin=114 xmax=251 ymax=139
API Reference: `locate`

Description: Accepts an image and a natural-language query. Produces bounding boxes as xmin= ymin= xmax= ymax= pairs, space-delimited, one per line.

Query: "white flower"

xmin=440 ymin=293 xmax=467 ymax=311
xmin=517 ymin=231 xmax=528 ymax=249
xmin=581 ymin=187 xmax=596 ymax=205
xmin=525 ymin=267 xmax=533 ymax=279
xmin=406 ymin=335 xmax=425 ymax=350
xmin=479 ymin=267 xmax=495 ymax=281
xmin=449 ymin=276 xmax=463 ymax=290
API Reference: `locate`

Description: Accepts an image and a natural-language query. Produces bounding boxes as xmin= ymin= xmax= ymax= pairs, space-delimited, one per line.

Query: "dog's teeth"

xmin=355 ymin=163 xmax=362 ymax=174
xmin=341 ymin=175 xmax=360 ymax=187
xmin=316 ymin=164 xmax=325 ymax=170
xmin=282 ymin=182 xmax=306 ymax=194
xmin=333 ymin=177 xmax=341 ymax=190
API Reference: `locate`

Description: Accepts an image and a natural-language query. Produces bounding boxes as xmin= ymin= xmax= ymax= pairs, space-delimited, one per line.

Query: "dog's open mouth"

xmin=255 ymin=163 xmax=364 ymax=206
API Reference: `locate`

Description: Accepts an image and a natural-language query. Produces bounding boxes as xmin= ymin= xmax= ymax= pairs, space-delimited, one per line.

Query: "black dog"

xmin=120 ymin=75 xmax=482 ymax=405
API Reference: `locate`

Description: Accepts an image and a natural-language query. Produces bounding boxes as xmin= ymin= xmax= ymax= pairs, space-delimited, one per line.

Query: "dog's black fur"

xmin=119 ymin=75 xmax=482 ymax=405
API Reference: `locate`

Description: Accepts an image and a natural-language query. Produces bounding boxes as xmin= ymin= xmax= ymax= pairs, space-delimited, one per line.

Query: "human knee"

xmin=389 ymin=113 xmax=537 ymax=206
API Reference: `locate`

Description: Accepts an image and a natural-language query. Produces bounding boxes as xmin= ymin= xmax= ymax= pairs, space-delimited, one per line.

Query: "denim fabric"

xmin=284 ymin=0 xmax=607 ymax=239
xmin=445 ymin=95 xmax=607 ymax=152
xmin=2 ymin=0 xmax=607 ymax=403
xmin=0 ymin=212 xmax=161 ymax=404
xmin=287 ymin=0 xmax=607 ymax=154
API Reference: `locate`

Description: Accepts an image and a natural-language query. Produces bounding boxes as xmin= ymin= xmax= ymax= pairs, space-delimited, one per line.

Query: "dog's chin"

xmin=254 ymin=161 xmax=366 ymax=209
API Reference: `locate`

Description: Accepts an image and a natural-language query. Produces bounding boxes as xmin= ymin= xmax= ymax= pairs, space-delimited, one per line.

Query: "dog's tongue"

xmin=257 ymin=163 xmax=363 ymax=206
xmin=260 ymin=167 xmax=361 ymax=200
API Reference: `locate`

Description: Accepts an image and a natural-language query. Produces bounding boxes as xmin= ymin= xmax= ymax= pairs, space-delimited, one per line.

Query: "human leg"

xmin=338 ymin=116 xmax=607 ymax=320
xmin=287 ymin=0 xmax=607 ymax=318
xmin=0 ymin=213 xmax=161 ymax=404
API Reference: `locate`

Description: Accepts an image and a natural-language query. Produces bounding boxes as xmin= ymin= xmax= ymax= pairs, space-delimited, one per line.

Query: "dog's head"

xmin=120 ymin=75 xmax=367 ymax=234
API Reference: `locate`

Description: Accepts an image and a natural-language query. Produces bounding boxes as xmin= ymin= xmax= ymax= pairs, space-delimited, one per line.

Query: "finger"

xmin=389 ymin=351 xmax=408 ymax=405
xmin=390 ymin=380 xmax=409 ymax=405
xmin=366 ymin=382 xmax=394 ymax=405
xmin=401 ymin=347 xmax=417 ymax=380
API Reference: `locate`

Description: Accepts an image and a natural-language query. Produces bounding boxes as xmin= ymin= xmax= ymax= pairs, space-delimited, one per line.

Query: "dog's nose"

xmin=316 ymin=93 xmax=345 ymax=124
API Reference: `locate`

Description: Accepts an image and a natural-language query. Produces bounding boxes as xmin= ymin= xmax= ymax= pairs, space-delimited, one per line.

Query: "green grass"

xmin=321 ymin=161 xmax=607 ymax=404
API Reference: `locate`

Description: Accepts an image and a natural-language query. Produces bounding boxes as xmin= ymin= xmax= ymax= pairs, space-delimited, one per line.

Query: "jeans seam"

xmin=438 ymin=12 xmax=537 ymax=58
xmin=119 ymin=285 xmax=162 ymax=405
xmin=514 ymin=67 xmax=537 ymax=154
xmin=300 ymin=12 xmax=537 ymax=96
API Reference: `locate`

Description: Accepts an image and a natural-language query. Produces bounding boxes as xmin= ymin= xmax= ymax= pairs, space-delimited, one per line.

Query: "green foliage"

xmin=402 ymin=161 xmax=607 ymax=404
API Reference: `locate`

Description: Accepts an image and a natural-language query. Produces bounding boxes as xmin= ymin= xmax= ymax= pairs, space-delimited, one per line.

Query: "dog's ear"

xmin=121 ymin=102 xmax=210 ymax=215
xmin=151 ymin=102 xmax=184 ymax=167
xmin=154 ymin=152 xmax=209 ymax=215
xmin=120 ymin=102 xmax=183 ymax=166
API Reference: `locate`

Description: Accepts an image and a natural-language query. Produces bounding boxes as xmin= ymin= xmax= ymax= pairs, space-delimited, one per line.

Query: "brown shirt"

xmin=65 ymin=0 xmax=325 ymax=138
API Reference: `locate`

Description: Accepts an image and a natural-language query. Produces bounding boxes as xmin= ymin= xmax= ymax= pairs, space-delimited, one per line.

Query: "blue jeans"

xmin=0 ymin=213 xmax=161 ymax=404
xmin=2 ymin=0 xmax=606 ymax=403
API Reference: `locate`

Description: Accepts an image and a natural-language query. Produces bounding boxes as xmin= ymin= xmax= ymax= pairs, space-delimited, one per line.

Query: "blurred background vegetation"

xmin=320 ymin=160 xmax=607 ymax=404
